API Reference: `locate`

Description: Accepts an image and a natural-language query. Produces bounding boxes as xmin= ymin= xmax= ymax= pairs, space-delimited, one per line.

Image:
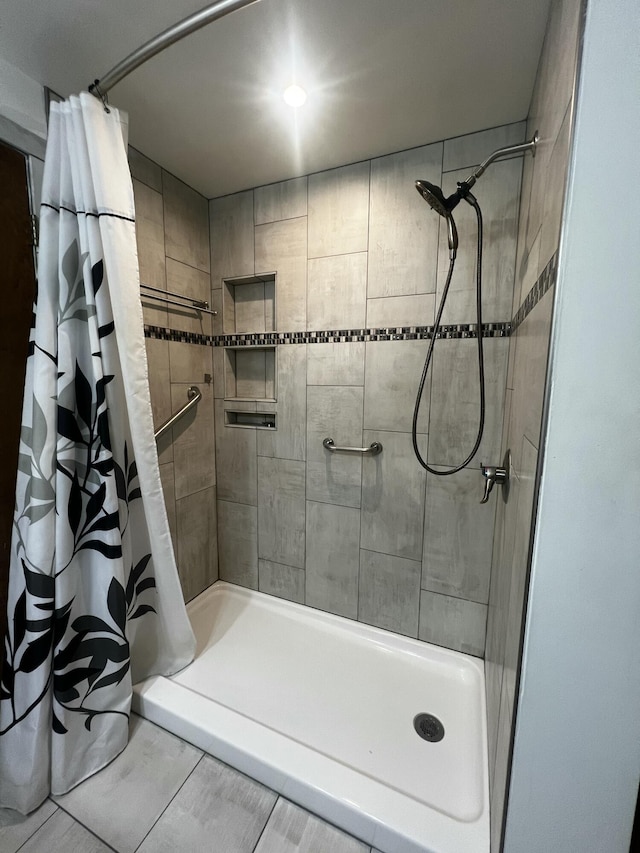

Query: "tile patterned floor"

xmin=0 ymin=715 xmax=382 ymax=853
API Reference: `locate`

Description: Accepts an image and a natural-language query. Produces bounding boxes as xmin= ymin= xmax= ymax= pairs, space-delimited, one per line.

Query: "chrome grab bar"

xmin=323 ymin=437 xmax=383 ymax=456
xmin=155 ymin=386 xmax=201 ymax=442
xmin=141 ymin=283 xmax=218 ymax=316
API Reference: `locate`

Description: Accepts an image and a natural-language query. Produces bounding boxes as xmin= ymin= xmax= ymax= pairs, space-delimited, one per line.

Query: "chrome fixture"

xmin=155 ymin=386 xmax=201 ymax=442
xmin=89 ymin=0 xmax=260 ymax=101
xmin=412 ymin=135 xmax=538 ymax=477
xmin=415 ymin=134 xmax=538 ymax=223
xmin=141 ymin=283 xmax=218 ymax=316
xmin=323 ymin=438 xmax=383 ymax=456
xmin=480 ymin=450 xmax=511 ymax=504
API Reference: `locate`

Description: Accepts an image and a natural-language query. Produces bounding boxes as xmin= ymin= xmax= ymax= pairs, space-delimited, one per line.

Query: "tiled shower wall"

xmin=484 ymin=0 xmax=584 ymax=848
xmin=129 ymin=149 xmax=219 ymax=602
xmin=209 ymin=121 xmax=526 ymax=656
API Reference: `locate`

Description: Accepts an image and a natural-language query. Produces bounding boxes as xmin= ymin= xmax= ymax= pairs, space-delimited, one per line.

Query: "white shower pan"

xmin=133 ymin=582 xmax=489 ymax=853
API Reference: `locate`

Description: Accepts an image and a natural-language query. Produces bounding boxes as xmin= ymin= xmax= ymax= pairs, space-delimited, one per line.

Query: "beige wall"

xmin=484 ymin=0 xmax=584 ymax=848
xmin=130 ymin=148 xmax=218 ymax=603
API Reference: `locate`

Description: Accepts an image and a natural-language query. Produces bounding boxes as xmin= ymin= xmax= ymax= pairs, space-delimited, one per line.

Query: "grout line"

xmin=14 ymin=805 xmax=66 ymax=852
xmin=250 ymin=794 xmax=280 ymax=852
xmin=47 ymin=803 xmax=120 ymax=852
xmin=419 ymin=583 xmax=489 ymax=607
xmin=130 ymin=755 xmax=205 ymax=852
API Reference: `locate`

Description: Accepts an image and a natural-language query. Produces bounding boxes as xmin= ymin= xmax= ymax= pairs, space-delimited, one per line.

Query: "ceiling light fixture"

xmin=283 ymin=84 xmax=307 ymax=107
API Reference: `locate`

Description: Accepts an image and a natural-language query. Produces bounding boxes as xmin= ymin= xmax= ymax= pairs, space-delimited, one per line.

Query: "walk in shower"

xmin=133 ymin=110 xmax=543 ymax=851
xmin=0 ymin=0 xmax=587 ymax=850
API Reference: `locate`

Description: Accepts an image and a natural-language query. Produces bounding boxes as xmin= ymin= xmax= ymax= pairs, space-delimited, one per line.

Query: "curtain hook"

xmin=89 ymin=79 xmax=111 ymax=114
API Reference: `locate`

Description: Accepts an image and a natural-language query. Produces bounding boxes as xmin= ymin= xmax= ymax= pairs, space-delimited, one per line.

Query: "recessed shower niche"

xmin=222 ymin=272 xmax=277 ymax=410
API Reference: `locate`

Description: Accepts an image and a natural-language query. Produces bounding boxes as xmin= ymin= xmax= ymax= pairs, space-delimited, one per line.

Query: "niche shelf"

xmin=222 ymin=272 xmax=278 ymax=405
xmin=224 ymin=410 xmax=277 ymax=430
xmin=223 ymin=346 xmax=277 ymax=403
xmin=223 ymin=273 xmax=276 ymax=335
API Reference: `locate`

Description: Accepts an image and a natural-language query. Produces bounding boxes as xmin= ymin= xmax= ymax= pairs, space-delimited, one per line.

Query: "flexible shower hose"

xmin=412 ymin=196 xmax=485 ymax=473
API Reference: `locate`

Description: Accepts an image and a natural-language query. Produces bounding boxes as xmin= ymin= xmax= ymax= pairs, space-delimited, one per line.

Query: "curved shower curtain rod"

xmin=88 ymin=0 xmax=261 ymax=104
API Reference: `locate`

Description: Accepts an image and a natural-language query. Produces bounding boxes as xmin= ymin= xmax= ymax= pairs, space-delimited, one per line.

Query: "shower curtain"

xmin=0 ymin=93 xmax=195 ymax=814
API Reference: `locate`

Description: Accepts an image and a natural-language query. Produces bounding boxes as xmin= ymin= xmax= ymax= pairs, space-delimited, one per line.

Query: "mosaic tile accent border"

xmin=142 ymin=251 xmax=557 ymax=348
xmin=511 ymin=250 xmax=558 ymax=333
xmin=144 ymin=322 xmax=511 ymax=347
xmin=144 ymin=326 xmax=210 ymax=346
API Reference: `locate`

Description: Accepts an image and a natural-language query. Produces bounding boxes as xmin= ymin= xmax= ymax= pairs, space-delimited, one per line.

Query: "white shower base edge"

xmin=132 ymin=581 xmax=489 ymax=853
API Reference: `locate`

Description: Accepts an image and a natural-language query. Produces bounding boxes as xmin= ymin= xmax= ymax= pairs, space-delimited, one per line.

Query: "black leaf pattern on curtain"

xmin=0 ymin=260 xmax=157 ymax=739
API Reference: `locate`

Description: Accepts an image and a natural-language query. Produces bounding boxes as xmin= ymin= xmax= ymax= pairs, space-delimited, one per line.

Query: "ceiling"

xmin=0 ymin=0 xmax=551 ymax=198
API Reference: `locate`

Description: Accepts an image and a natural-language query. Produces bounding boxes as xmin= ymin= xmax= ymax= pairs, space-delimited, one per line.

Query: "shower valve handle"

xmin=480 ymin=464 xmax=508 ymax=504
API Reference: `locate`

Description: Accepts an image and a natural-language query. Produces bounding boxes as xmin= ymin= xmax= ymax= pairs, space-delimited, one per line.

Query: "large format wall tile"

xmin=502 ymin=436 xmax=537 ymax=710
xmin=366 ymin=294 xmax=435 ymax=329
xmin=215 ymin=400 xmax=257 ymax=506
xmin=257 ymin=457 xmax=306 ymax=569
xmin=176 ymin=486 xmax=218 ymax=602
xmin=255 ymin=176 xmax=307 ymax=225
xmin=162 ymin=171 xmax=209 ymax=273
xmin=368 ymin=142 xmax=442 ymax=297
xmin=305 ymin=501 xmax=360 ymax=619
xmin=257 ymin=345 xmax=306 ymax=461
xmin=422 ymin=467 xmax=496 ymax=604
xmin=135 ymin=156 xmax=219 ymax=611
xmin=483 ymin=2 xmax=581 ymax=844
xmin=363 ymin=340 xmax=430 ymax=433
xmin=443 ymin=122 xmax=526 ymax=173
xmin=358 ymin=549 xmax=421 ymax=637
xmin=539 ymin=103 xmax=572 ymax=271
xmin=308 ymin=161 xmax=370 ymax=258
xmin=217 ymin=500 xmax=258 ymax=588
xmin=418 ymin=590 xmax=487 ymax=657
xmin=435 ymin=158 xmax=522 ymax=324
xmin=258 ymin=559 xmax=305 ymax=604
xmin=361 ymin=430 xmax=427 ymax=562
xmin=171 ymin=383 xmax=215 ymax=500
xmin=134 ymin=179 xmax=167 ymax=327
xmin=485 ymin=431 xmax=519 ymax=778
xmin=209 ymin=190 xmax=255 ymax=287
xmin=509 ymin=286 xmax=554 ymax=473
xmin=145 ymin=337 xmax=173 ymax=464
xmin=307 ymin=253 xmax=368 ymax=331
xmin=306 ymin=385 xmax=364 ymax=508
xmin=129 ymin=146 xmax=162 ymax=192
xmin=255 ymin=217 xmax=307 ymax=330
xmin=427 ymin=336 xmax=509 ymax=468
xmin=134 ymin=179 xmax=165 ymax=289
xmin=165 ymin=258 xmax=212 ymax=335
xmin=168 ymin=341 xmax=212 ymax=385
xmin=306 ymin=342 xmax=365 ymax=386
xmin=525 ymin=0 xmax=581 ymax=264
xmin=159 ymin=462 xmax=177 ymax=552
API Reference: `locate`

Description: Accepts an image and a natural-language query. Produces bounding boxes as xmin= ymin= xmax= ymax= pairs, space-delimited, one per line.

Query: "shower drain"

xmin=413 ymin=713 xmax=445 ymax=742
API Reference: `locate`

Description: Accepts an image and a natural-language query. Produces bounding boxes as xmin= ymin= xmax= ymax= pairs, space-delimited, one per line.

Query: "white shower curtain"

xmin=0 ymin=93 xmax=195 ymax=814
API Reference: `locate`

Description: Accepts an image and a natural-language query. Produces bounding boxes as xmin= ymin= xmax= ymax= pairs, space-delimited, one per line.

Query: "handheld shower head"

xmin=415 ymin=180 xmax=459 ymax=258
xmin=415 ymin=132 xmax=538 ymax=260
xmin=415 ymin=180 xmax=450 ymax=217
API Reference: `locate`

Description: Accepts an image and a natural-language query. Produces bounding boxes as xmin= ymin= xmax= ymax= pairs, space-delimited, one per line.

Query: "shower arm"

xmin=459 ymin=133 xmax=539 ymax=193
xmin=88 ymin=0 xmax=261 ymax=100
